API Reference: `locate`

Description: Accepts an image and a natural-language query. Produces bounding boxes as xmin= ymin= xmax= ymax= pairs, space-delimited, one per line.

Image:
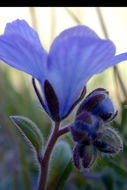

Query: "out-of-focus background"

xmin=0 ymin=7 xmax=127 ymax=190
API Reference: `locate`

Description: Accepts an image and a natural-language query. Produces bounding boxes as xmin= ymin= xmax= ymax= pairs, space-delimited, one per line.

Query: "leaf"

xmin=53 ymin=159 xmax=73 ymax=190
xmin=98 ymin=158 xmax=127 ymax=178
xmin=47 ymin=141 xmax=72 ymax=190
xmin=10 ymin=115 xmax=43 ymax=153
xmin=101 ymin=171 xmax=115 ymax=190
xmin=19 ymin=140 xmax=32 ymax=190
xmin=120 ymin=101 xmax=127 ymax=133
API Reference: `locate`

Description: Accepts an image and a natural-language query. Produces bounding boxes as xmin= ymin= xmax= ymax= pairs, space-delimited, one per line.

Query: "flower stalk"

xmin=37 ymin=121 xmax=72 ymax=190
xmin=37 ymin=122 xmax=60 ymax=190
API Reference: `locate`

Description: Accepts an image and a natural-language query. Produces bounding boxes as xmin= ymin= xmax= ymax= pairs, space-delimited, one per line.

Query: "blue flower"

xmin=0 ymin=19 xmax=127 ymax=121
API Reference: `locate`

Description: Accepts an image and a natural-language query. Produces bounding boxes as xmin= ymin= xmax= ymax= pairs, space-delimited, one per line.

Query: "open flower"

xmin=0 ymin=19 xmax=127 ymax=121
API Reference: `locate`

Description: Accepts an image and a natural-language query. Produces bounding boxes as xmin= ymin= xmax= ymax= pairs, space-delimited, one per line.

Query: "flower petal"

xmin=4 ymin=19 xmax=43 ymax=50
xmin=0 ymin=19 xmax=48 ymax=81
xmin=52 ymin=25 xmax=100 ymax=42
xmin=107 ymin=53 xmax=127 ymax=70
xmin=48 ymin=25 xmax=118 ymax=117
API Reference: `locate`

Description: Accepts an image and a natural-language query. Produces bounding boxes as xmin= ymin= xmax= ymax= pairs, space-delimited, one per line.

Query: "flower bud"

xmin=73 ymin=144 xmax=81 ymax=169
xmin=81 ymin=145 xmax=97 ymax=169
xmin=94 ymin=127 xmax=123 ymax=154
xmin=71 ymin=111 xmax=104 ymax=143
xmin=77 ymin=88 xmax=116 ymax=122
xmin=73 ymin=142 xmax=97 ymax=169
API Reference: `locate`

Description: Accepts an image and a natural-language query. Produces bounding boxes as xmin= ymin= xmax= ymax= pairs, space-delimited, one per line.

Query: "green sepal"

xmin=94 ymin=127 xmax=123 ymax=155
xmin=10 ymin=115 xmax=43 ymax=154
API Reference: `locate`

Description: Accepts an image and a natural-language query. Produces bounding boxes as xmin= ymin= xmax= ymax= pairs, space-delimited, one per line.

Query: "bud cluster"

xmin=71 ymin=88 xmax=123 ymax=169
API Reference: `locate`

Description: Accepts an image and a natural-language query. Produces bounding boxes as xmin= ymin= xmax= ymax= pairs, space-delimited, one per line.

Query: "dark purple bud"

xmin=76 ymin=111 xmax=93 ymax=124
xmin=73 ymin=141 xmax=98 ymax=169
xmin=96 ymin=119 xmax=105 ymax=139
xmin=94 ymin=139 xmax=115 ymax=153
xmin=82 ymin=145 xmax=98 ymax=169
xmin=79 ymin=137 xmax=92 ymax=157
xmin=72 ymin=111 xmax=104 ymax=141
xmin=77 ymin=88 xmax=116 ymax=122
xmin=73 ymin=144 xmax=81 ymax=169
xmin=71 ymin=111 xmax=93 ymax=143
xmin=44 ymin=80 xmax=60 ymax=122
xmin=70 ymin=126 xmax=88 ymax=142
xmin=94 ymin=127 xmax=123 ymax=154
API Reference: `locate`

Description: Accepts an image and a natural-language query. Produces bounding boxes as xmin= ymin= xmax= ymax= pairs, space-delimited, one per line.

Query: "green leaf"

xmin=10 ymin=115 xmax=43 ymax=153
xmin=98 ymin=158 xmax=127 ymax=178
xmin=54 ymin=159 xmax=73 ymax=190
xmin=101 ymin=170 xmax=115 ymax=190
xmin=47 ymin=141 xmax=72 ymax=190
xmin=19 ymin=140 xmax=32 ymax=190
xmin=120 ymin=101 xmax=127 ymax=133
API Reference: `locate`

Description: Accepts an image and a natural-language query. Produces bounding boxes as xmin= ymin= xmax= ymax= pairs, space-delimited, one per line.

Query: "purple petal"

xmin=107 ymin=53 xmax=127 ymax=70
xmin=4 ymin=19 xmax=43 ymax=50
xmin=52 ymin=25 xmax=100 ymax=42
xmin=0 ymin=19 xmax=48 ymax=81
xmin=47 ymin=25 xmax=119 ymax=117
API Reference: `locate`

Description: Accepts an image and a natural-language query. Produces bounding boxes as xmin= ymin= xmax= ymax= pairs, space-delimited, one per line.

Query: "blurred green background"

xmin=0 ymin=7 xmax=127 ymax=190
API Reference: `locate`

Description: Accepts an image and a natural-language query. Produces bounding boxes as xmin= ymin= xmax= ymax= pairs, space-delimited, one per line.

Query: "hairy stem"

xmin=58 ymin=123 xmax=73 ymax=136
xmin=37 ymin=121 xmax=72 ymax=190
xmin=37 ymin=122 xmax=60 ymax=190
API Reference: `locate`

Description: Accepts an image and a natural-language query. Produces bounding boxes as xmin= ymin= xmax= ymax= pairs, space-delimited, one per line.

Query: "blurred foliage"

xmin=0 ymin=7 xmax=127 ymax=190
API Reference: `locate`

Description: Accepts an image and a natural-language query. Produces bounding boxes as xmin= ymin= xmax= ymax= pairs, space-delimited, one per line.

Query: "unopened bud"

xmin=71 ymin=111 xmax=104 ymax=143
xmin=94 ymin=127 xmax=123 ymax=154
xmin=73 ymin=142 xmax=98 ymax=169
xmin=73 ymin=144 xmax=81 ymax=169
xmin=77 ymin=88 xmax=116 ymax=122
xmin=82 ymin=145 xmax=97 ymax=169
